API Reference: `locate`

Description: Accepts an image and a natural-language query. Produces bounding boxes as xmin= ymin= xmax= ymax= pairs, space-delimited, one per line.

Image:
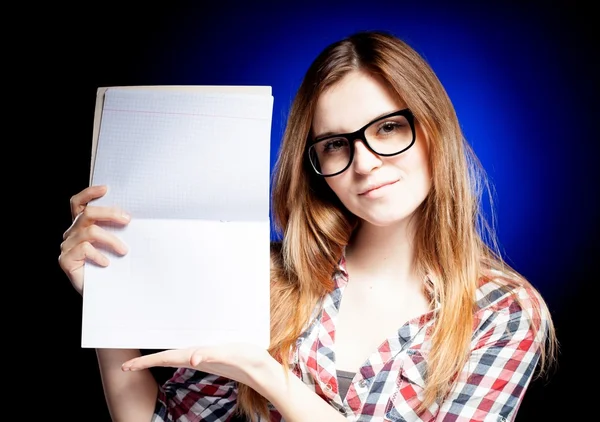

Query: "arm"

xmin=434 ymin=295 xmax=549 ymax=422
xmin=96 ymin=349 xmax=158 ymax=422
xmin=123 ymin=345 xmax=346 ymax=422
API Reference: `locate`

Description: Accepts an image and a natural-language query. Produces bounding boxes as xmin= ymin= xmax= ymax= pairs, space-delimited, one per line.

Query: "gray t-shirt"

xmin=337 ymin=369 xmax=356 ymax=399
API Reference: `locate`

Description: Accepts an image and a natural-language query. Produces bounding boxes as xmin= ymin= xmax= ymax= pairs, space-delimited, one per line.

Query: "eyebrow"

xmin=313 ymin=109 xmax=399 ymax=140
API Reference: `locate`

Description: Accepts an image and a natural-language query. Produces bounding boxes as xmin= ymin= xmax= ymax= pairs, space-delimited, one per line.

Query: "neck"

xmin=345 ymin=218 xmax=419 ymax=285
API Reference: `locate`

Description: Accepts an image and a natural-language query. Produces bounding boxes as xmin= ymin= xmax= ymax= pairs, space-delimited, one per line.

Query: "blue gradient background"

xmin=47 ymin=1 xmax=595 ymax=420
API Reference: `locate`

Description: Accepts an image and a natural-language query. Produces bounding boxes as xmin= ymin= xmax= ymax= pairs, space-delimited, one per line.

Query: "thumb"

xmin=190 ymin=350 xmax=204 ymax=367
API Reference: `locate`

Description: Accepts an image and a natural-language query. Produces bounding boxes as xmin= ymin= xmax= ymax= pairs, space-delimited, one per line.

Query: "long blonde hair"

xmin=236 ymin=30 xmax=558 ymax=420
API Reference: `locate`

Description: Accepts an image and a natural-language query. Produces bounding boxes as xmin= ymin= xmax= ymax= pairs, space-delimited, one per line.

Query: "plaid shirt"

xmin=153 ymin=257 xmax=548 ymax=421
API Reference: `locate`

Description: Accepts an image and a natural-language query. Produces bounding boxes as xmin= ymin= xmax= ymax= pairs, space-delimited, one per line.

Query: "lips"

xmin=359 ymin=179 xmax=398 ymax=195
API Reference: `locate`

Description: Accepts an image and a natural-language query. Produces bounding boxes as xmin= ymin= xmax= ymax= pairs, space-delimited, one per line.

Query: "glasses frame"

xmin=306 ymin=108 xmax=416 ymax=177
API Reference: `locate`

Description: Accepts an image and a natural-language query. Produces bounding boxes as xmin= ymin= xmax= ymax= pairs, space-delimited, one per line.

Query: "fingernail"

xmin=122 ymin=211 xmax=131 ymax=220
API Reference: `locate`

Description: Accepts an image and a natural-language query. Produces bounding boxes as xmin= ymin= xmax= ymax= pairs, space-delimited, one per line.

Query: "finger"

xmin=70 ymin=185 xmax=108 ymax=219
xmin=61 ymin=224 xmax=129 ymax=257
xmin=58 ymin=240 xmax=111 ymax=274
xmin=64 ymin=205 xmax=131 ymax=241
xmin=122 ymin=349 xmax=194 ymax=371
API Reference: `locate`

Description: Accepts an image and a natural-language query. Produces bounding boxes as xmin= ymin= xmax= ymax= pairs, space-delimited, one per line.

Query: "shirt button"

xmin=325 ymin=384 xmax=332 ymax=392
xmin=339 ymin=407 xmax=347 ymax=415
xmin=358 ymin=379 xmax=368 ymax=388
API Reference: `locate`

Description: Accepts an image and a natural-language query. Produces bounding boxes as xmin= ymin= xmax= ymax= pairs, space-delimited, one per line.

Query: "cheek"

xmin=407 ymin=154 xmax=432 ymax=195
xmin=415 ymin=128 xmax=431 ymax=178
xmin=403 ymin=131 xmax=431 ymax=180
xmin=413 ymin=152 xmax=431 ymax=184
xmin=413 ymin=157 xmax=433 ymax=203
xmin=324 ymin=177 xmax=347 ymax=199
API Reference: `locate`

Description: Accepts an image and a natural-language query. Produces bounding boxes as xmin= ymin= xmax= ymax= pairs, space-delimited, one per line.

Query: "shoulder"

xmin=473 ymin=270 xmax=550 ymax=344
xmin=475 ymin=270 xmax=544 ymax=313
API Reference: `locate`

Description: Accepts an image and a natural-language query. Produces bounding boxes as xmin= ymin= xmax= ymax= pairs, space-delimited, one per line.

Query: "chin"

xmin=359 ymin=213 xmax=412 ymax=228
xmin=350 ymin=201 xmax=421 ymax=227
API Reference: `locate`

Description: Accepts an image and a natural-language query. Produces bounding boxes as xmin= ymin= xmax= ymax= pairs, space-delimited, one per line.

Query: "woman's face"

xmin=311 ymin=71 xmax=432 ymax=227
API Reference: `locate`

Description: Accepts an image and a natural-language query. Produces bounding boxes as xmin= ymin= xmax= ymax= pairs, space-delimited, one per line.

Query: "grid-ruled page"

xmin=81 ymin=87 xmax=273 ymax=349
xmin=90 ymin=88 xmax=273 ymax=221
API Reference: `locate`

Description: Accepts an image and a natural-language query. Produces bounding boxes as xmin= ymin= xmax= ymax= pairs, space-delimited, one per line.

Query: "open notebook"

xmin=82 ymin=85 xmax=273 ymax=350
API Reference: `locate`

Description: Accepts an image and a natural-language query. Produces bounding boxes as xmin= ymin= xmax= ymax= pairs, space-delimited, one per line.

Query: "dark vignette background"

xmin=29 ymin=0 xmax=596 ymax=420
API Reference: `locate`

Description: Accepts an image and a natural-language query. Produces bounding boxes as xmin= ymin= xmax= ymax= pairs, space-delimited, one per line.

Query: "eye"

xmin=321 ymin=138 xmax=349 ymax=153
xmin=379 ymin=121 xmax=402 ymax=134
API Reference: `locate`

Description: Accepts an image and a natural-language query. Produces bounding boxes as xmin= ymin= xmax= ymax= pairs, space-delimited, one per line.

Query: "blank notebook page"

xmin=81 ymin=86 xmax=273 ymax=350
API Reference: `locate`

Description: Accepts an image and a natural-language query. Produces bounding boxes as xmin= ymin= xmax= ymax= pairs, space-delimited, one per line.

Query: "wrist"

xmin=251 ymin=358 xmax=347 ymax=421
xmin=247 ymin=352 xmax=288 ymax=401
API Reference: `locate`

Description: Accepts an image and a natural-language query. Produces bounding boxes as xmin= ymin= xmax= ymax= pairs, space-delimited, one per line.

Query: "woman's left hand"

xmin=121 ymin=343 xmax=277 ymax=389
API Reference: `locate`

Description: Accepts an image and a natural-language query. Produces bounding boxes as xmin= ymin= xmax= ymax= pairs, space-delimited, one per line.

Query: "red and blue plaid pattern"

xmin=153 ymin=258 xmax=548 ymax=421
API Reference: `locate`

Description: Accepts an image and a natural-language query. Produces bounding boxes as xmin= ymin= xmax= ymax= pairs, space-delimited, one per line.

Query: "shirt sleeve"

xmin=435 ymin=291 xmax=549 ymax=422
xmin=151 ymin=368 xmax=238 ymax=422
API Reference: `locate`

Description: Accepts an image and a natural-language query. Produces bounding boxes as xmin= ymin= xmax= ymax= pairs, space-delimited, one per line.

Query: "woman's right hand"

xmin=58 ymin=185 xmax=131 ymax=296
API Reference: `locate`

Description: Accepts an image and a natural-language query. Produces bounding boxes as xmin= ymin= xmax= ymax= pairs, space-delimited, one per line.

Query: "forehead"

xmin=312 ymin=71 xmax=404 ymax=136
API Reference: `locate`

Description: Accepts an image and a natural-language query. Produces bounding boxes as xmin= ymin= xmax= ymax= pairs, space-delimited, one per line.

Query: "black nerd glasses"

xmin=307 ymin=108 xmax=416 ymax=177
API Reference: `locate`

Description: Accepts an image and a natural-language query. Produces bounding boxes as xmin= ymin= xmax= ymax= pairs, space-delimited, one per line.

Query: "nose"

xmin=352 ymin=139 xmax=382 ymax=174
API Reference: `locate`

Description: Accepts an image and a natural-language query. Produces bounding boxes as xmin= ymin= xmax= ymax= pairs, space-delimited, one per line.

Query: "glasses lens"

xmin=309 ymin=137 xmax=351 ymax=176
xmin=364 ymin=113 xmax=413 ymax=155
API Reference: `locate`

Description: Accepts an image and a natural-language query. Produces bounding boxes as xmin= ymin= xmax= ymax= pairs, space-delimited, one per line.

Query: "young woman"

xmin=59 ymin=30 xmax=557 ymax=421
